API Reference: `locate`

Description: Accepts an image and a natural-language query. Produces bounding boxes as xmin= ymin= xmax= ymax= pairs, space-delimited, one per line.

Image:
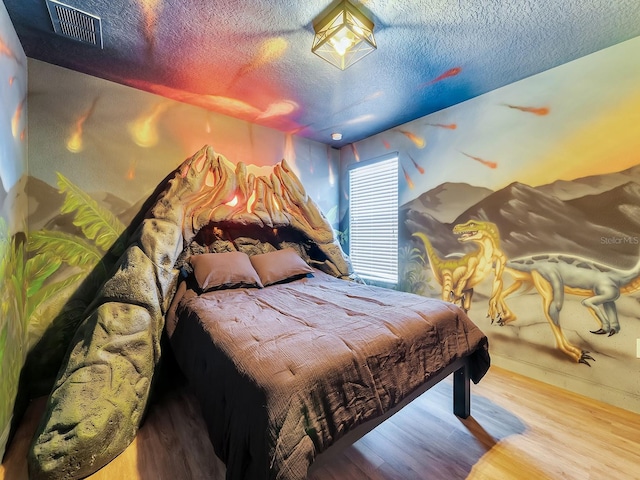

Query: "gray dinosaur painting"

xmin=488 ymin=251 xmax=640 ymax=365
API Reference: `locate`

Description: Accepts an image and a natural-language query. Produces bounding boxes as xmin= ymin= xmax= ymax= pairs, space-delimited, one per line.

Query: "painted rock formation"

xmin=28 ymin=145 xmax=351 ymax=479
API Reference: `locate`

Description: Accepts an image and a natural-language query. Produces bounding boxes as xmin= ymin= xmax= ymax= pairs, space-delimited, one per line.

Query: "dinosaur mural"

xmin=412 ymin=220 xmax=505 ymax=312
xmin=488 ymin=251 xmax=640 ymax=365
xmin=415 ymin=219 xmax=640 ymax=366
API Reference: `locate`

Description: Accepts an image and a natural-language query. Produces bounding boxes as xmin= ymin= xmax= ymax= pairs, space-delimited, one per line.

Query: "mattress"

xmin=168 ymin=269 xmax=489 ymax=480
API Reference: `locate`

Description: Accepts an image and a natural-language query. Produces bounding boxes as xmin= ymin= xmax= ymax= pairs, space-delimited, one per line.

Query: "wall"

xmin=340 ymin=36 xmax=640 ymax=413
xmin=22 ymin=58 xmax=339 ymax=400
xmin=0 ymin=1 xmax=28 ymax=460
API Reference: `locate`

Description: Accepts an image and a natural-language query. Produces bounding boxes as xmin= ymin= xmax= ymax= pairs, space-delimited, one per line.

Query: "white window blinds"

xmin=348 ymin=155 xmax=398 ymax=284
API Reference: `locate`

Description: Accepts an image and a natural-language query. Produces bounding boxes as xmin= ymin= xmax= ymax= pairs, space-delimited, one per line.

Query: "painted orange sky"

xmin=523 ymin=90 xmax=640 ymax=184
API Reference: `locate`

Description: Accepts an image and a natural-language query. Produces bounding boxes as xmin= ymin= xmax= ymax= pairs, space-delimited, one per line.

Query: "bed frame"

xmin=198 ymin=355 xmax=473 ymax=478
xmin=306 ymin=355 xmax=471 ymax=472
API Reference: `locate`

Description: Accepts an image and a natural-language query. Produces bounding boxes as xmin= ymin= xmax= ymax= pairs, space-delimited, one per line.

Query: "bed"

xmin=166 ymin=249 xmax=490 ymax=480
xmin=28 ymin=147 xmax=488 ymax=480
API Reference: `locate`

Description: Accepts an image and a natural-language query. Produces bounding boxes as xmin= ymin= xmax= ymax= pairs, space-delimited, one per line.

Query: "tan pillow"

xmin=250 ymin=248 xmax=314 ymax=286
xmin=189 ymin=251 xmax=263 ymax=291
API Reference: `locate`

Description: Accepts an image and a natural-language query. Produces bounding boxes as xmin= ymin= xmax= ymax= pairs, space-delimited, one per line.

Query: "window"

xmin=348 ymin=154 xmax=398 ymax=284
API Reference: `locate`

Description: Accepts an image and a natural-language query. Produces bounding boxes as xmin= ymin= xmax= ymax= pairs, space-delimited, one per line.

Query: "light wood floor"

xmin=2 ymin=366 xmax=640 ymax=479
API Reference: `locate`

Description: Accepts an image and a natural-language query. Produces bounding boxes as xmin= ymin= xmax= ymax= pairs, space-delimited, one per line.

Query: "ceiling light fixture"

xmin=312 ymin=0 xmax=376 ymax=71
xmin=331 ymin=132 xmax=343 ymax=141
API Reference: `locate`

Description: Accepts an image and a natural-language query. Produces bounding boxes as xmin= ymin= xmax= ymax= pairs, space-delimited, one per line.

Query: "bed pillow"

xmin=189 ymin=251 xmax=263 ymax=291
xmin=250 ymin=248 xmax=314 ymax=286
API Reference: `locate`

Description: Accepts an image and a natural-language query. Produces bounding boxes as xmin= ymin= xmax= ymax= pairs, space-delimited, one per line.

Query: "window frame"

xmin=347 ymin=152 xmax=399 ymax=285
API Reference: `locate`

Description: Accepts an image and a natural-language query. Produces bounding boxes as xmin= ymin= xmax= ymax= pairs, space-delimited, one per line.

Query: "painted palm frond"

xmin=56 ymin=173 xmax=127 ymax=255
xmin=399 ymin=246 xmax=425 ymax=265
xmin=24 ymin=252 xmax=63 ymax=299
xmin=0 ymin=323 xmax=7 ymax=370
xmin=335 ymin=225 xmax=349 ymax=250
xmin=0 ymin=233 xmax=24 ymax=330
xmin=325 ymin=205 xmax=338 ymax=225
xmin=26 ymin=272 xmax=89 ymax=346
xmin=398 ymin=246 xmax=432 ymax=295
xmin=0 ymin=221 xmax=28 ymax=460
xmin=27 ymin=272 xmax=88 ymax=317
xmin=0 ymin=321 xmax=11 ymax=454
xmin=28 ymin=230 xmax=103 ymax=272
xmin=9 ymin=240 xmax=26 ymax=322
xmin=0 ymin=219 xmax=8 ymax=282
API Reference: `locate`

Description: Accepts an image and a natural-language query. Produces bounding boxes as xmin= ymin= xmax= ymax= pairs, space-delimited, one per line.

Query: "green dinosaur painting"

xmin=413 ymin=220 xmax=505 ymax=313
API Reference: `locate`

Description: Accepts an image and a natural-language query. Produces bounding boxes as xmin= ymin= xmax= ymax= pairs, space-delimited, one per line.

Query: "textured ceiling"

xmin=4 ymin=0 xmax=640 ymax=147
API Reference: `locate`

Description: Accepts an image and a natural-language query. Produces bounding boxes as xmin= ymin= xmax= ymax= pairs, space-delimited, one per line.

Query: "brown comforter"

xmin=168 ymin=270 xmax=489 ymax=480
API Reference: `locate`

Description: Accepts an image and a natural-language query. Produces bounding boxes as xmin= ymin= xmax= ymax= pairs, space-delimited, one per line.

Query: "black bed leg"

xmin=453 ymin=362 xmax=470 ymax=418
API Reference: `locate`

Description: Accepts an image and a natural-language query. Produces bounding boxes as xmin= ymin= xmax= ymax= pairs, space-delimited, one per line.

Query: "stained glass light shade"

xmin=312 ymin=0 xmax=376 ymax=70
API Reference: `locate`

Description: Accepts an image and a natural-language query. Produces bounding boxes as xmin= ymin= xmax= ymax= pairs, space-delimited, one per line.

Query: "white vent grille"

xmin=46 ymin=0 xmax=103 ymax=48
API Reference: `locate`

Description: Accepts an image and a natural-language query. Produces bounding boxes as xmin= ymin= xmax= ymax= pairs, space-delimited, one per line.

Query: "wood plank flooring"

xmin=2 ymin=366 xmax=639 ymax=479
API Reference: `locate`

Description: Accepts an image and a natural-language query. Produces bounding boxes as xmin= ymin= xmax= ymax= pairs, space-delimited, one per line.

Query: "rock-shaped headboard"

xmin=28 ymin=145 xmax=351 ymax=479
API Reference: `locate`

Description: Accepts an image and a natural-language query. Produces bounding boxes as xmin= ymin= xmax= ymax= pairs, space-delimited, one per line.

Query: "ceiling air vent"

xmin=46 ymin=0 xmax=103 ymax=48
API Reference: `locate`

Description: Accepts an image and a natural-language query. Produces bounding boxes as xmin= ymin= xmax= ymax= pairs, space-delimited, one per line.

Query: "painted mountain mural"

xmin=400 ymin=182 xmax=493 ymax=224
xmin=403 ymin=167 xmax=640 ymax=266
xmin=27 ymin=176 xmax=136 ymax=232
